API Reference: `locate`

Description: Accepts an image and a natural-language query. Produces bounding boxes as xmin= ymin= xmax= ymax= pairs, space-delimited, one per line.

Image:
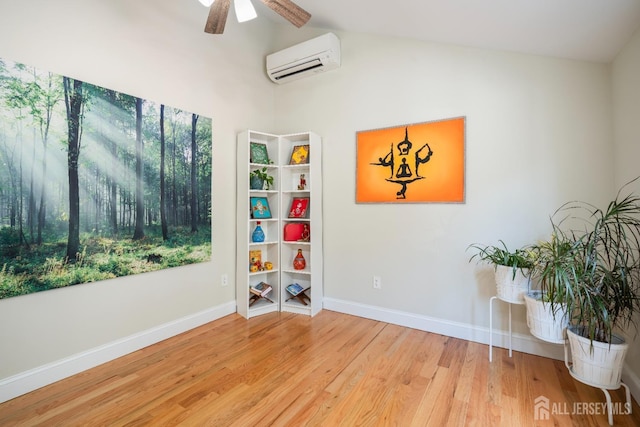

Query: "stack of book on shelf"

xmin=250 ymin=281 xmax=272 ymax=298
xmin=286 ymin=283 xmax=305 ymax=296
xmin=286 ymin=283 xmax=310 ymax=305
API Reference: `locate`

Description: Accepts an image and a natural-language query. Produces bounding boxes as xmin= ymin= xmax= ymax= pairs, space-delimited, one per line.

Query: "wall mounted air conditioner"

xmin=266 ymin=32 xmax=341 ymax=84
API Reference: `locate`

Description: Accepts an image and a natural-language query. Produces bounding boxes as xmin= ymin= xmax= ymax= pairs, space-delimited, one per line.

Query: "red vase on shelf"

xmin=293 ymin=249 xmax=306 ymax=270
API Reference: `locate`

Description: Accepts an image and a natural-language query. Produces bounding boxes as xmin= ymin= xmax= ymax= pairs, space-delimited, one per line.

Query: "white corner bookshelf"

xmin=237 ymin=130 xmax=323 ymax=318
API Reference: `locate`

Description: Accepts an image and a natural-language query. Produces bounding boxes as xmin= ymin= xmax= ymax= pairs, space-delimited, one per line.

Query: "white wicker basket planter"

xmin=565 ymin=326 xmax=628 ymax=390
xmin=524 ymin=291 xmax=567 ymax=344
xmin=494 ymin=264 xmax=530 ymax=303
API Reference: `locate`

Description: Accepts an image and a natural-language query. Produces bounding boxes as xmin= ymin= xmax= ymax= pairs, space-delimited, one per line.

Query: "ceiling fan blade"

xmin=260 ymin=0 xmax=311 ymax=28
xmin=204 ymin=0 xmax=231 ymax=34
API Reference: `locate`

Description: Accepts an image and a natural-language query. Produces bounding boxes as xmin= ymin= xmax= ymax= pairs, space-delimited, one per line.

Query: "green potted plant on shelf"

xmin=249 ymin=167 xmax=274 ymax=190
xmin=524 ymin=226 xmax=576 ymax=343
xmin=468 ymin=240 xmax=534 ymax=303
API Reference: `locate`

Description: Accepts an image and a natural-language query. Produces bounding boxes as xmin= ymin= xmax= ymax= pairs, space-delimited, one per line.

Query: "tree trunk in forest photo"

xmin=190 ymin=113 xmax=198 ymax=233
xmin=160 ymin=105 xmax=168 ymax=241
xmin=63 ymin=77 xmax=83 ymax=262
xmin=133 ymin=97 xmax=145 ymax=240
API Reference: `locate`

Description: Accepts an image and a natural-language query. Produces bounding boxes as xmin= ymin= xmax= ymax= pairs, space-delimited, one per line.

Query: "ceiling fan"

xmin=200 ymin=0 xmax=311 ymax=35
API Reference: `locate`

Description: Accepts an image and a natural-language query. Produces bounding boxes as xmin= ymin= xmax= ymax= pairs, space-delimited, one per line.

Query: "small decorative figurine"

xmin=300 ymin=224 xmax=310 ymax=242
xmin=298 ymin=173 xmax=306 ymax=190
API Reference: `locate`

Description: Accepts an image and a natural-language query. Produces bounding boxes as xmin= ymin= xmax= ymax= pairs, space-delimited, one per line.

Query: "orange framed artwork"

xmin=356 ymin=116 xmax=466 ymax=203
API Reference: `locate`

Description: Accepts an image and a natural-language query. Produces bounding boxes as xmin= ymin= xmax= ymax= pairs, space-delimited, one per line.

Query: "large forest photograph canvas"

xmin=0 ymin=58 xmax=212 ymax=300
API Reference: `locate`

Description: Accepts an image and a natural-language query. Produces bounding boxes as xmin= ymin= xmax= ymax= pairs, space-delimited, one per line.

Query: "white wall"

xmin=0 ymin=0 xmax=276 ymax=382
xmin=273 ymin=28 xmax=614 ymax=351
xmin=612 ymin=26 xmax=640 ymax=393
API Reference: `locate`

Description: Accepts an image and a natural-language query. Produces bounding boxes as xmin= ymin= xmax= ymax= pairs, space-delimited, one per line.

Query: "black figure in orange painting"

xmin=371 ymin=128 xmax=433 ymax=199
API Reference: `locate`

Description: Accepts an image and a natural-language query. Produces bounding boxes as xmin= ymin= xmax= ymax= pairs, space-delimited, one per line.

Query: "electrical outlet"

xmin=373 ymin=275 xmax=381 ymax=289
xmin=221 ymin=274 xmax=228 ymax=287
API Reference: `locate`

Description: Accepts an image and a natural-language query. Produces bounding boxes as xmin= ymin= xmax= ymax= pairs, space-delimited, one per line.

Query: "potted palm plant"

xmin=468 ymin=240 xmax=533 ymax=303
xmin=561 ymin=188 xmax=640 ymax=390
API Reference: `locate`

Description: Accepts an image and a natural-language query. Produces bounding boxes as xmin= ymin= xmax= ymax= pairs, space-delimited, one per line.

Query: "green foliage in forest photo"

xmin=0 ymin=226 xmax=211 ymax=299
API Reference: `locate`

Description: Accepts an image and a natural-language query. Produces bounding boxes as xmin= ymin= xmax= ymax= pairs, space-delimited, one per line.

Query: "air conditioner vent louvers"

xmin=272 ymin=59 xmax=323 ymax=80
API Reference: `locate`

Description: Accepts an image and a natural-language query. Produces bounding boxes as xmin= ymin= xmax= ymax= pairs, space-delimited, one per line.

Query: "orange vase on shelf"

xmin=293 ymin=249 xmax=306 ymax=270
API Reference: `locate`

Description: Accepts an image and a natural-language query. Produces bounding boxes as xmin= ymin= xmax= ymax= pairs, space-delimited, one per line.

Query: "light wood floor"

xmin=1 ymin=310 xmax=639 ymax=426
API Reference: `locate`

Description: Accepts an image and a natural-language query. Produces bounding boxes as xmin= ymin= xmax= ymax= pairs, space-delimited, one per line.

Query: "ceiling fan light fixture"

xmin=234 ymin=0 xmax=257 ymax=23
xmin=198 ymin=0 xmax=215 ymax=7
xmin=203 ymin=0 xmax=309 ymax=34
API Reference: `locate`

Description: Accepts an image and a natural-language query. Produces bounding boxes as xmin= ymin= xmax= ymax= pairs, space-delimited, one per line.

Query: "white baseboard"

xmin=323 ymin=297 xmax=564 ymax=360
xmin=323 ymin=297 xmax=640 ymax=403
xmin=0 ymin=301 xmax=236 ymax=404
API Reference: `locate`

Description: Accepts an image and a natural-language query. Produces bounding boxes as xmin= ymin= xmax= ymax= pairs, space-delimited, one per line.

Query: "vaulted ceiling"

xmin=251 ymin=0 xmax=640 ymax=63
